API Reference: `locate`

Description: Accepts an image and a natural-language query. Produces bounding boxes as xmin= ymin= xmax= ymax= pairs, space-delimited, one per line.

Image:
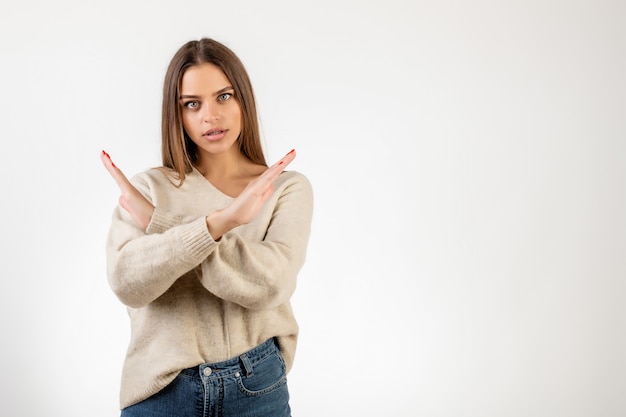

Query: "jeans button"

xmin=203 ymin=367 xmax=212 ymax=376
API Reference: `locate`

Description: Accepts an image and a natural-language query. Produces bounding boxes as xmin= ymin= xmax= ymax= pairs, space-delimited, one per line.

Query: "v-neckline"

xmin=191 ymin=166 xmax=237 ymax=199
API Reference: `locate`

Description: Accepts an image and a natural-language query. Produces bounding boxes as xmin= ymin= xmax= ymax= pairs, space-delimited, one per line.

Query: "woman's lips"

xmin=203 ymin=129 xmax=228 ymax=141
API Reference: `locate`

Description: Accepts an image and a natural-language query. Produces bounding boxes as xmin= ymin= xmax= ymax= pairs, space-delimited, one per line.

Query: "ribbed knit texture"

xmin=105 ymin=167 xmax=313 ymax=409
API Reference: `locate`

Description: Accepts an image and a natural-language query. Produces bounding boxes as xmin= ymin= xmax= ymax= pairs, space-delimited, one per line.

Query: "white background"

xmin=1 ymin=0 xmax=624 ymax=416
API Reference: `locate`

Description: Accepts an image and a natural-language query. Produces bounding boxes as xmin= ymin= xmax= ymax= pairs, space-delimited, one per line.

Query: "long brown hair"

xmin=161 ymin=38 xmax=266 ymax=184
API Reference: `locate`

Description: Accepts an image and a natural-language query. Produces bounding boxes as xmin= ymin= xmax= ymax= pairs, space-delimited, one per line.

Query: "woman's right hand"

xmin=100 ymin=150 xmax=155 ymax=231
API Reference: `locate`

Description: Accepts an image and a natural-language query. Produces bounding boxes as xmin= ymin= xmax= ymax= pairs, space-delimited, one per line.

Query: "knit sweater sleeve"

xmin=105 ymin=174 xmax=218 ymax=308
xmin=198 ymin=172 xmax=313 ymax=310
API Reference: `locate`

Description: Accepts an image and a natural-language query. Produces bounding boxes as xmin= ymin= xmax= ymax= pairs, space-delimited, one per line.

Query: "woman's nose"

xmin=202 ymin=102 xmax=220 ymax=123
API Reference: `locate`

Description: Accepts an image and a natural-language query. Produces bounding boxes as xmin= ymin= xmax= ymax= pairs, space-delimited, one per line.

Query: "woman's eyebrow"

xmin=179 ymin=86 xmax=234 ymax=100
xmin=214 ymin=86 xmax=234 ymax=95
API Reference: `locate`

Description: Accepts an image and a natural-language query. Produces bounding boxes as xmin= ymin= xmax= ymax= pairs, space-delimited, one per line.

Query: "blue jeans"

xmin=121 ymin=338 xmax=291 ymax=417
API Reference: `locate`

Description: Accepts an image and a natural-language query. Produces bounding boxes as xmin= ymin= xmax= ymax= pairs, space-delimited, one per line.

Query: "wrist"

xmin=205 ymin=209 xmax=239 ymax=241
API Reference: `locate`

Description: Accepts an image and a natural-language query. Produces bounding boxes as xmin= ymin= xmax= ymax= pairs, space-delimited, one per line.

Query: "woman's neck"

xmin=195 ymin=148 xmax=267 ymax=197
xmin=196 ymin=148 xmax=247 ymax=181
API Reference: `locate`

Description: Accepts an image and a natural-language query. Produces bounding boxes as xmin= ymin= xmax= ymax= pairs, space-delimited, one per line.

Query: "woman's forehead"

xmin=181 ymin=63 xmax=231 ymax=93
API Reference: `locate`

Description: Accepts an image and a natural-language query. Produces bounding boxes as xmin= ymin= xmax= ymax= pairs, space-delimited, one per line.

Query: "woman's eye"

xmin=184 ymin=101 xmax=199 ymax=109
xmin=217 ymin=93 xmax=232 ymax=102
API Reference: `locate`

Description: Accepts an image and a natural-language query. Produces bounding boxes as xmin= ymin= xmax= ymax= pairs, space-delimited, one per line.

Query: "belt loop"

xmin=240 ymin=353 xmax=254 ymax=377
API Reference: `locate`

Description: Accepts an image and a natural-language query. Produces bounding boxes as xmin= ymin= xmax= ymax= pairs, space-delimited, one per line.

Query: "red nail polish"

xmin=103 ymin=150 xmax=116 ymax=167
xmin=279 ymin=161 xmax=284 ymax=165
xmin=288 ymin=149 xmax=295 ymax=154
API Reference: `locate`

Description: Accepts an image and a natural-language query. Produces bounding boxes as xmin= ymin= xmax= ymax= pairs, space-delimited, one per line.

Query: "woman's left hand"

xmin=100 ymin=150 xmax=155 ymax=230
xmin=205 ymin=149 xmax=296 ymax=240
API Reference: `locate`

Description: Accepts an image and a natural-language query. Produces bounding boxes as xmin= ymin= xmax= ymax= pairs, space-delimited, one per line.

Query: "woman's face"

xmin=179 ymin=63 xmax=242 ymax=158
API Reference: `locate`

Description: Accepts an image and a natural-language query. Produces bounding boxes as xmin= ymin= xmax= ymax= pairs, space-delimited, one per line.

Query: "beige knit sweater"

xmin=105 ymin=166 xmax=313 ymax=409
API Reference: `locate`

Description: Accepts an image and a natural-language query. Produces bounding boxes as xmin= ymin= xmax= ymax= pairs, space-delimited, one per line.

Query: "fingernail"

xmin=103 ymin=150 xmax=116 ymax=167
xmin=288 ymin=149 xmax=295 ymax=154
xmin=279 ymin=161 xmax=284 ymax=165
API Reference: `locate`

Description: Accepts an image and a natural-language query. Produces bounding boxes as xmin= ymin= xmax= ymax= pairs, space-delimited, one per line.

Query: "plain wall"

xmin=0 ymin=0 xmax=624 ymax=416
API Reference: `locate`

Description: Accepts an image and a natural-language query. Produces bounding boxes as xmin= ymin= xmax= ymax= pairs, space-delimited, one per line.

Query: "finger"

xmin=261 ymin=183 xmax=275 ymax=203
xmin=260 ymin=149 xmax=297 ymax=184
xmin=100 ymin=150 xmax=133 ymax=191
xmin=273 ymin=148 xmax=296 ymax=169
xmin=100 ymin=150 xmax=119 ymax=178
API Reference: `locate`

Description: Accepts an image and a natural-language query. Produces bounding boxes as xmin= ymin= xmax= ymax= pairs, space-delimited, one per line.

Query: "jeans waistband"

xmin=180 ymin=338 xmax=278 ymax=380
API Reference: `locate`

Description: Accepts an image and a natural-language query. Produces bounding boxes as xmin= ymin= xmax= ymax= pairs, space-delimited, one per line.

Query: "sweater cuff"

xmin=146 ymin=207 xmax=182 ymax=234
xmin=180 ymin=216 xmax=216 ymax=262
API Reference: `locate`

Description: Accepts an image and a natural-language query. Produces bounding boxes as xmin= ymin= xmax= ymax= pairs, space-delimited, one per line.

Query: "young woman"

xmin=101 ymin=38 xmax=313 ymax=417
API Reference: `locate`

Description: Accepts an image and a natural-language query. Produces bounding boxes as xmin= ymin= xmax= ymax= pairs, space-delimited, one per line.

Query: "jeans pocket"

xmin=235 ymin=352 xmax=287 ymax=397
